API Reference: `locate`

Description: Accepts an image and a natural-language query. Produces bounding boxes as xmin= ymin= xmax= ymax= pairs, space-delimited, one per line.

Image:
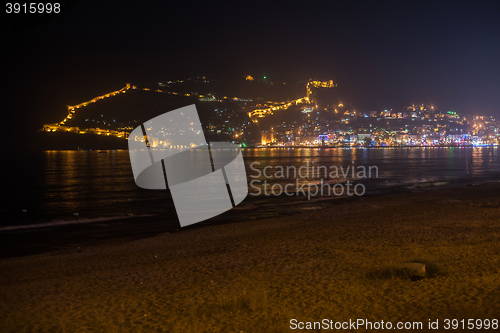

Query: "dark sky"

xmin=4 ymin=0 xmax=500 ymax=136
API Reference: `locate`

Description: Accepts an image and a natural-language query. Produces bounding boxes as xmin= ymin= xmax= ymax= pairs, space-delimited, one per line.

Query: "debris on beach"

xmin=400 ymin=262 xmax=426 ymax=280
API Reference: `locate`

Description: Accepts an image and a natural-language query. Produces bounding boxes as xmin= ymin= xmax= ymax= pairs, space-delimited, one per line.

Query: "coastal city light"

xmin=41 ymin=79 xmax=499 ymax=148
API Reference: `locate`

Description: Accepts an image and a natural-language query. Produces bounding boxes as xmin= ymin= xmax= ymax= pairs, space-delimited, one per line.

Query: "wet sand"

xmin=1 ymin=183 xmax=499 ymax=332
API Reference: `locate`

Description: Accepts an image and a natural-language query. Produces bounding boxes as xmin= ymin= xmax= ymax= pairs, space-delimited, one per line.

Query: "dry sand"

xmin=1 ymin=183 xmax=500 ymax=332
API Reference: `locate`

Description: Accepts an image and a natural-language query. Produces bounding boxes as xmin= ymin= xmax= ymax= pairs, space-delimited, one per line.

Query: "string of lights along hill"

xmin=247 ymin=80 xmax=336 ymax=120
xmin=42 ymin=83 xmax=135 ymax=138
xmin=41 ymin=78 xmax=335 ymax=139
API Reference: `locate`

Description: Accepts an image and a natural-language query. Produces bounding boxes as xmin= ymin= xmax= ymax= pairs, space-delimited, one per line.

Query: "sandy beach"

xmin=1 ymin=183 xmax=500 ymax=332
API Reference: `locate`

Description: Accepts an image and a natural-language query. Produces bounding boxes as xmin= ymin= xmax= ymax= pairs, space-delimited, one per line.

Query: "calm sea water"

xmin=2 ymin=147 xmax=500 ymax=230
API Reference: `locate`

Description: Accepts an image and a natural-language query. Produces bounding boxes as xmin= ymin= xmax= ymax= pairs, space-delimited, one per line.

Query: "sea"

xmin=1 ymin=147 xmax=500 ymax=257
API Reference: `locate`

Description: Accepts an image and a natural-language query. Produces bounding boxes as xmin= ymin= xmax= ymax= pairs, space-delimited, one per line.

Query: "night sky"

xmin=4 ymin=0 xmax=500 ymax=141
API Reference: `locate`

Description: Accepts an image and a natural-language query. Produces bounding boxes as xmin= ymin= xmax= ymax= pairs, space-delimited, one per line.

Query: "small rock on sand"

xmin=400 ymin=262 xmax=426 ymax=278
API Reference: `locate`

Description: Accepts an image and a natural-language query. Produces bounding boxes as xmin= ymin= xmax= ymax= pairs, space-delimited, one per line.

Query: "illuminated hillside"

xmin=247 ymin=80 xmax=337 ymax=120
xmin=40 ymin=77 xmax=337 ymax=143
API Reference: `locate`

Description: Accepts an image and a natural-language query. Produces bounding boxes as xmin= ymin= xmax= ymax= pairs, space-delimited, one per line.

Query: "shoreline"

xmin=1 ymin=183 xmax=500 ymax=331
xmin=1 ymin=178 xmax=484 ymax=260
xmin=23 ymin=145 xmax=500 ymax=151
xmin=1 ymin=179 xmax=493 ymax=260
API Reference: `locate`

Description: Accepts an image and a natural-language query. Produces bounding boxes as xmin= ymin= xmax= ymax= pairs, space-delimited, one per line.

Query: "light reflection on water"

xmin=2 ymin=147 xmax=500 ymax=226
xmin=244 ymin=147 xmax=500 ymax=194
